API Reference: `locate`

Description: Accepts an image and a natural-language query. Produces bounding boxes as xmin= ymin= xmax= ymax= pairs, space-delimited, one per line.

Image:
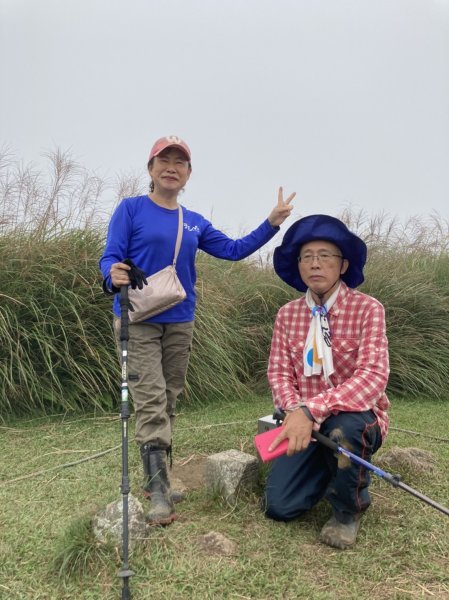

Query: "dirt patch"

xmin=376 ymin=447 xmax=436 ymax=474
xmin=171 ymin=454 xmax=207 ymax=490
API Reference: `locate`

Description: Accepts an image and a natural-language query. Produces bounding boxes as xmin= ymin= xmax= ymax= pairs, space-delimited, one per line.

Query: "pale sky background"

xmin=1 ymin=0 xmax=448 ymax=243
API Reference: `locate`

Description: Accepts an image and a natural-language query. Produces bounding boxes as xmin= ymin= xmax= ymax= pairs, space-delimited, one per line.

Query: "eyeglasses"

xmin=298 ymin=252 xmax=343 ymax=264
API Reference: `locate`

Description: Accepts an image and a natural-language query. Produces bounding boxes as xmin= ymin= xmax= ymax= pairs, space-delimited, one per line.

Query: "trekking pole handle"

xmin=119 ymin=284 xmax=129 ymax=306
xmin=119 ymin=285 xmax=129 ymax=343
xmin=311 ymin=430 xmax=338 ymax=452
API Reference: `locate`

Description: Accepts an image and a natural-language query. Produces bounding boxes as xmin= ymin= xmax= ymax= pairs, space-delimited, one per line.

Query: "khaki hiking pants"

xmin=114 ymin=318 xmax=194 ymax=448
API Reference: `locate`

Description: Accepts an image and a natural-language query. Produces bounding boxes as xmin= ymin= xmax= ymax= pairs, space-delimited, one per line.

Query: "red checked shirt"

xmin=268 ymin=282 xmax=390 ymax=439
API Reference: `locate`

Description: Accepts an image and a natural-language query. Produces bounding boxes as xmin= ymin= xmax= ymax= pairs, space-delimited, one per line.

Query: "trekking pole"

xmin=273 ymin=409 xmax=449 ymax=518
xmin=118 ymin=285 xmax=134 ymax=599
xmin=311 ymin=430 xmax=449 ymax=517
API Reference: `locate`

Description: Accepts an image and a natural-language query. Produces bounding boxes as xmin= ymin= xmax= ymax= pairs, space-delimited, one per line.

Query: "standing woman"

xmin=100 ymin=135 xmax=295 ymax=525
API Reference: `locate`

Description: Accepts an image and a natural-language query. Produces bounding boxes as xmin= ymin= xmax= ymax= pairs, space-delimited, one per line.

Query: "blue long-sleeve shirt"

xmin=99 ymin=195 xmax=279 ymax=322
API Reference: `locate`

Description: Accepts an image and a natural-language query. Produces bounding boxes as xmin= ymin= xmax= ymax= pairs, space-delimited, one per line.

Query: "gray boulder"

xmin=93 ymin=493 xmax=147 ymax=548
xmin=205 ymin=449 xmax=259 ymax=504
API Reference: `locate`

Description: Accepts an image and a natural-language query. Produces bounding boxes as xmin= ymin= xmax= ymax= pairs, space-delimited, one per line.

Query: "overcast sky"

xmin=1 ymin=0 xmax=448 ymax=241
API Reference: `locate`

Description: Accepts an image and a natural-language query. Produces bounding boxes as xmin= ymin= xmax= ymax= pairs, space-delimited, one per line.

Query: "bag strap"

xmin=173 ymin=205 xmax=184 ymax=267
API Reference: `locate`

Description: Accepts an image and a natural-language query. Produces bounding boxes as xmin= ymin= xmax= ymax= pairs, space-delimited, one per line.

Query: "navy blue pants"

xmin=264 ymin=411 xmax=382 ymax=524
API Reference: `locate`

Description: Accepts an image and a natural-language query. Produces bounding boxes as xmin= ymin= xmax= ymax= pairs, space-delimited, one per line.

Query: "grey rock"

xmin=92 ymin=493 xmax=148 ymax=548
xmin=205 ymin=449 xmax=258 ymax=504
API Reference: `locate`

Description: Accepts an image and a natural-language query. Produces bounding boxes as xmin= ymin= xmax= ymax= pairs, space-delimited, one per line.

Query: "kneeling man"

xmin=264 ymin=214 xmax=390 ymax=550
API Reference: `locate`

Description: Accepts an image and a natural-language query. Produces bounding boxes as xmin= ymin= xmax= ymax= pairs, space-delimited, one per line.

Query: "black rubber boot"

xmin=171 ymin=488 xmax=186 ymax=504
xmin=165 ymin=445 xmax=186 ymax=504
xmin=140 ymin=444 xmax=177 ymax=525
xmin=142 ymin=445 xmax=186 ymax=504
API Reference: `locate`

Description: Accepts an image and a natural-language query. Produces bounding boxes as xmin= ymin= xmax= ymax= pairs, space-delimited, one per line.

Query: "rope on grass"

xmin=3 ymin=418 xmax=449 ymax=442
xmin=175 ymin=419 xmax=256 ymax=431
xmin=0 ymin=421 xmax=256 ymax=485
xmin=389 ymin=426 xmax=449 ymax=443
xmin=1 ymin=420 xmax=447 ymax=486
xmin=0 ymin=444 xmax=121 ymax=485
xmin=179 ymin=421 xmax=449 ymax=442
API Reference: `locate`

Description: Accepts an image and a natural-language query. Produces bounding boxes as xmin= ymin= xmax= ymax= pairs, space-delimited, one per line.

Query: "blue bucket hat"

xmin=273 ymin=214 xmax=367 ymax=292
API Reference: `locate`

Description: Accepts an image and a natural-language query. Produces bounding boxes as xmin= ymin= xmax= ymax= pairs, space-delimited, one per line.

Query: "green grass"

xmin=0 ymin=395 xmax=448 ymax=599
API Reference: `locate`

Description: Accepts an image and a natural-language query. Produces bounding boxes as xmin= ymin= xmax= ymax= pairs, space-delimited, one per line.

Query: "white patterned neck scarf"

xmin=303 ymin=284 xmax=341 ymax=385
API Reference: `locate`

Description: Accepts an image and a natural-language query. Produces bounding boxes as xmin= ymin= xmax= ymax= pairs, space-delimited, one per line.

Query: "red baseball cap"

xmin=148 ymin=135 xmax=191 ymax=162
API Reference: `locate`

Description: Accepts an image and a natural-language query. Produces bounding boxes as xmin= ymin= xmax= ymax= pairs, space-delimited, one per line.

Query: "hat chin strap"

xmin=311 ymin=277 xmax=341 ymax=306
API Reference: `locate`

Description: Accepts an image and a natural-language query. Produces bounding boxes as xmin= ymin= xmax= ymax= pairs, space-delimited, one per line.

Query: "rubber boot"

xmin=142 ymin=445 xmax=186 ymax=504
xmin=140 ymin=444 xmax=177 ymax=525
xmin=141 ymin=490 xmax=182 ymax=508
xmin=171 ymin=488 xmax=186 ymax=504
xmin=319 ymin=513 xmax=361 ymax=550
xmin=165 ymin=445 xmax=186 ymax=504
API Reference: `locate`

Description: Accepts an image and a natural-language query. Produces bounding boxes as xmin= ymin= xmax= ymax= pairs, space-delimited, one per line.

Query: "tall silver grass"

xmin=1 ymin=149 xmax=449 ymax=417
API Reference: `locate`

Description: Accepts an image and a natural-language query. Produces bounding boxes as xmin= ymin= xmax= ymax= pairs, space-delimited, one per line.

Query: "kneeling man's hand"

xmin=269 ymin=409 xmax=313 ymax=456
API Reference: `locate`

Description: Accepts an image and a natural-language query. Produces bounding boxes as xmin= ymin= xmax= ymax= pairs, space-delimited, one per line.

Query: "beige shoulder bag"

xmin=128 ymin=206 xmax=186 ymax=323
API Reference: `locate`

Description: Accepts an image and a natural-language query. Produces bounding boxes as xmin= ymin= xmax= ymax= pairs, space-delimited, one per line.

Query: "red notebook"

xmin=254 ymin=426 xmax=289 ymax=462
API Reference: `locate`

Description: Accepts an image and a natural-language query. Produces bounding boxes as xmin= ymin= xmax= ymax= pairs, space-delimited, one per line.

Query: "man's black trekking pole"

xmin=273 ymin=409 xmax=449 ymax=518
xmin=118 ymin=284 xmax=134 ymax=599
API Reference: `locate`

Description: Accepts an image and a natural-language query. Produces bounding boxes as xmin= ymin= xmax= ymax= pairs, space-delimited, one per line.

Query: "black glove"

xmin=123 ymin=258 xmax=148 ymax=290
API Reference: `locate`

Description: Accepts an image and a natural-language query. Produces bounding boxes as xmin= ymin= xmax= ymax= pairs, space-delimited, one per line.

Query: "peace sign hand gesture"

xmin=268 ymin=187 xmax=296 ymax=227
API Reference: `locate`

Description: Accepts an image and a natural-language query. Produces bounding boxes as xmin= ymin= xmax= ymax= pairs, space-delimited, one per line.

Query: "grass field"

xmin=2 ymin=144 xmax=449 ymax=600
xmin=0 ymin=395 xmax=448 ymax=599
